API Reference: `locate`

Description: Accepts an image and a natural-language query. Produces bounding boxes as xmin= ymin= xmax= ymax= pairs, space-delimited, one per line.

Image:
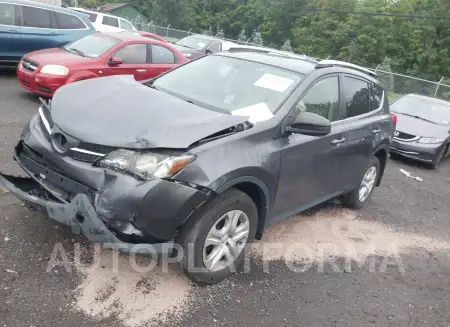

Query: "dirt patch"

xmin=252 ymin=208 xmax=450 ymax=263
xmin=74 ymin=248 xmax=191 ymax=327
xmin=73 ymin=208 xmax=450 ymax=326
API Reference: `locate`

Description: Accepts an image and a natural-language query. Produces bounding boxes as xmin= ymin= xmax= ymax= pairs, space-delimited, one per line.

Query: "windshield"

xmin=152 ymin=55 xmax=302 ymax=116
xmin=174 ymin=35 xmax=213 ymax=50
xmin=64 ymin=33 xmax=120 ymax=58
xmin=391 ymin=96 xmax=450 ymax=126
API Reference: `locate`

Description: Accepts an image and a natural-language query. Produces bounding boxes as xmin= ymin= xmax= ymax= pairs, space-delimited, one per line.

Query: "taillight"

xmin=390 ymin=112 xmax=397 ymax=124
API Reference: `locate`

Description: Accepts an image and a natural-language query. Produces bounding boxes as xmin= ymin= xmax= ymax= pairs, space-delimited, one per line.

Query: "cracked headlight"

xmin=418 ymin=137 xmax=445 ymax=144
xmin=96 ymin=149 xmax=195 ymax=179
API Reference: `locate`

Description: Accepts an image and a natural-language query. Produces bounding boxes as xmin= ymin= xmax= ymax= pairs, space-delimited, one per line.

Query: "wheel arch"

xmin=216 ymin=176 xmax=271 ymax=239
xmin=373 ymin=145 xmax=389 ymax=186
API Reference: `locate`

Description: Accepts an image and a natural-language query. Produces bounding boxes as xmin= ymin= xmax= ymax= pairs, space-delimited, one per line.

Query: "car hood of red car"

xmin=24 ymin=48 xmax=93 ymax=67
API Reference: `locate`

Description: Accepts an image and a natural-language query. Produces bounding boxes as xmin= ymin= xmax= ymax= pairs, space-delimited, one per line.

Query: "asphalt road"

xmin=1 ymin=70 xmax=450 ymax=327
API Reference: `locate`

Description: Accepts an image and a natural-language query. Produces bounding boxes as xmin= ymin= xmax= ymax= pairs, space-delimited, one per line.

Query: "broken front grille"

xmin=69 ymin=142 xmax=117 ymax=163
xmin=37 ymin=102 xmax=116 ymax=163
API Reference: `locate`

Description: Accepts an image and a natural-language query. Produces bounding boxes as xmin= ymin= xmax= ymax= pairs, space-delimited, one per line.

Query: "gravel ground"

xmin=1 ymin=70 xmax=450 ymax=327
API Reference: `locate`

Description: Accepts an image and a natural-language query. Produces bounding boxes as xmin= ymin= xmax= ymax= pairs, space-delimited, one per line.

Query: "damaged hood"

xmin=50 ymin=75 xmax=249 ymax=149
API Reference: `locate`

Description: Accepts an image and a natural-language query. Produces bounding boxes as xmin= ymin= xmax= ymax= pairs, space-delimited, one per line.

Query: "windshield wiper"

xmin=67 ymin=48 xmax=86 ymax=57
xmin=397 ymin=112 xmax=436 ymax=124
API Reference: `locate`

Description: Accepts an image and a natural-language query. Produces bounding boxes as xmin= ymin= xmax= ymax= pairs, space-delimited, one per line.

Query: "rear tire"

xmin=341 ymin=156 xmax=380 ymax=210
xmin=177 ymin=188 xmax=258 ymax=284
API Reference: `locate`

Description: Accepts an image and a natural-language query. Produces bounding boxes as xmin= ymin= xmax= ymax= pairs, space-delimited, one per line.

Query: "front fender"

xmin=66 ymin=71 xmax=98 ymax=84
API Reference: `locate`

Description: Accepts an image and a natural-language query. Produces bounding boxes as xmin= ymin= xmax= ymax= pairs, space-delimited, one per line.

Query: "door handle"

xmin=372 ymin=128 xmax=381 ymax=134
xmin=331 ymin=137 xmax=346 ymax=145
xmin=136 ymin=69 xmax=146 ymax=72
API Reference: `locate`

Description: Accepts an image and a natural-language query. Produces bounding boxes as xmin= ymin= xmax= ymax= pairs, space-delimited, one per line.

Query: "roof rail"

xmin=316 ymin=60 xmax=378 ymax=78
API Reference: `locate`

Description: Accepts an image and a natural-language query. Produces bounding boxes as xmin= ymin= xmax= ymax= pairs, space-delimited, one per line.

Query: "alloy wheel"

xmin=359 ymin=166 xmax=377 ymax=202
xmin=202 ymin=210 xmax=250 ymax=272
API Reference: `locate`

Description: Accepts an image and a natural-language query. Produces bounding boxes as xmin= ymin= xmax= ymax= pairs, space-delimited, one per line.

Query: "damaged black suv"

xmin=1 ymin=50 xmax=395 ymax=284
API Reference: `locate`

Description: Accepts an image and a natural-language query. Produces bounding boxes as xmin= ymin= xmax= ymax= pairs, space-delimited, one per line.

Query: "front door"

xmin=106 ymin=43 xmax=153 ymax=80
xmin=270 ymin=75 xmax=348 ymax=222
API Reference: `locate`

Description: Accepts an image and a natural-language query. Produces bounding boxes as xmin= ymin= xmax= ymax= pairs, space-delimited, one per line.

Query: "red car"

xmin=17 ymin=31 xmax=187 ymax=97
xmin=138 ymin=31 xmax=169 ymax=43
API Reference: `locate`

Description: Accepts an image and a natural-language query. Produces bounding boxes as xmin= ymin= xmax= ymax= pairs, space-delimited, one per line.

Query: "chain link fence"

xmin=133 ymin=22 xmax=450 ymax=102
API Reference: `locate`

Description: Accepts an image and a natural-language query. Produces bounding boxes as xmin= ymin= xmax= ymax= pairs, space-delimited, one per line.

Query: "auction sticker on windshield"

xmin=254 ymin=73 xmax=294 ymax=92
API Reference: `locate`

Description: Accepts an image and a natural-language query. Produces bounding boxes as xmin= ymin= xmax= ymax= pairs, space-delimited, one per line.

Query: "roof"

xmin=100 ymin=31 xmax=165 ymax=44
xmin=218 ymin=51 xmax=317 ymax=75
xmin=8 ymin=0 xmax=89 ymax=16
xmin=98 ymin=3 xmax=130 ymax=12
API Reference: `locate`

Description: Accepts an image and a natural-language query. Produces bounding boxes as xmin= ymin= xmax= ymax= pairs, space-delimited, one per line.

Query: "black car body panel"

xmin=1 ymin=52 xmax=394 ymax=247
xmin=51 ymin=75 xmax=249 ymax=149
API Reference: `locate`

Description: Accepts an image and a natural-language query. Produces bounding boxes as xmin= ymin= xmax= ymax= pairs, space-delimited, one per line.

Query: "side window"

xmin=344 ymin=77 xmax=370 ymax=118
xmin=295 ymin=77 xmax=340 ymax=122
xmin=120 ymin=19 xmax=134 ymax=31
xmin=22 ymin=6 xmax=52 ymax=28
xmin=151 ymin=45 xmax=175 ymax=64
xmin=207 ymin=42 xmax=221 ymax=52
xmin=53 ymin=12 xmax=86 ymax=29
xmin=102 ymin=16 xmax=119 ymax=27
xmin=370 ymin=83 xmax=384 ymax=110
xmin=114 ymin=44 xmax=147 ymax=64
xmin=0 ymin=3 xmax=17 ymax=26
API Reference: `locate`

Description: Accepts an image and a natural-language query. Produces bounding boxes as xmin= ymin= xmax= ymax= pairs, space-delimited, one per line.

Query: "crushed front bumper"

xmin=0 ymin=173 xmax=174 ymax=254
xmin=390 ymin=139 xmax=443 ymax=163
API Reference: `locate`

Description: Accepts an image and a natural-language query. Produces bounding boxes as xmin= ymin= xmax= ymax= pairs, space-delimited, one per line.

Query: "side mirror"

xmin=285 ymin=111 xmax=331 ymax=136
xmin=108 ymin=57 xmax=123 ymax=65
xmin=204 ymin=49 xmax=212 ymax=54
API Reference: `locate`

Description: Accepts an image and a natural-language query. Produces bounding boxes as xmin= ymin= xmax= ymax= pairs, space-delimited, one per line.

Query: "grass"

xmin=387 ymin=91 xmax=404 ymax=103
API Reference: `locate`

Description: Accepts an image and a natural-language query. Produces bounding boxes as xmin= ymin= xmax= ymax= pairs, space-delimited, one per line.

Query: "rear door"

xmin=270 ymin=75 xmax=348 ymax=221
xmin=17 ymin=5 xmax=59 ymax=54
xmin=0 ymin=2 xmax=22 ymax=62
xmin=335 ymin=75 xmax=383 ymax=191
xmin=146 ymin=44 xmax=179 ymax=78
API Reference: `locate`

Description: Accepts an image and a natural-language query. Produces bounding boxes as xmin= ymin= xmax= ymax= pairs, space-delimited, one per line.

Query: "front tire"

xmin=430 ymin=144 xmax=448 ymax=169
xmin=178 ymin=188 xmax=258 ymax=284
xmin=342 ymin=156 xmax=380 ymax=209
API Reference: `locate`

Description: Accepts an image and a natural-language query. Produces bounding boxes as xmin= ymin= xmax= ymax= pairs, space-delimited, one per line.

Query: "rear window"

xmin=53 ymin=11 xmax=85 ymax=29
xmin=22 ymin=6 xmax=52 ymax=28
xmin=120 ymin=19 xmax=134 ymax=31
xmin=370 ymin=83 xmax=384 ymax=110
xmin=102 ymin=15 xmax=118 ymax=27
xmin=64 ymin=33 xmax=120 ymax=58
xmin=87 ymin=12 xmax=97 ymax=22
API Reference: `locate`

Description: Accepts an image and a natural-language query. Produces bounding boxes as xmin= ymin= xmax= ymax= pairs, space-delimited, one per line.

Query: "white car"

xmin=68 ymin=7 xmax=137 ymax=33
